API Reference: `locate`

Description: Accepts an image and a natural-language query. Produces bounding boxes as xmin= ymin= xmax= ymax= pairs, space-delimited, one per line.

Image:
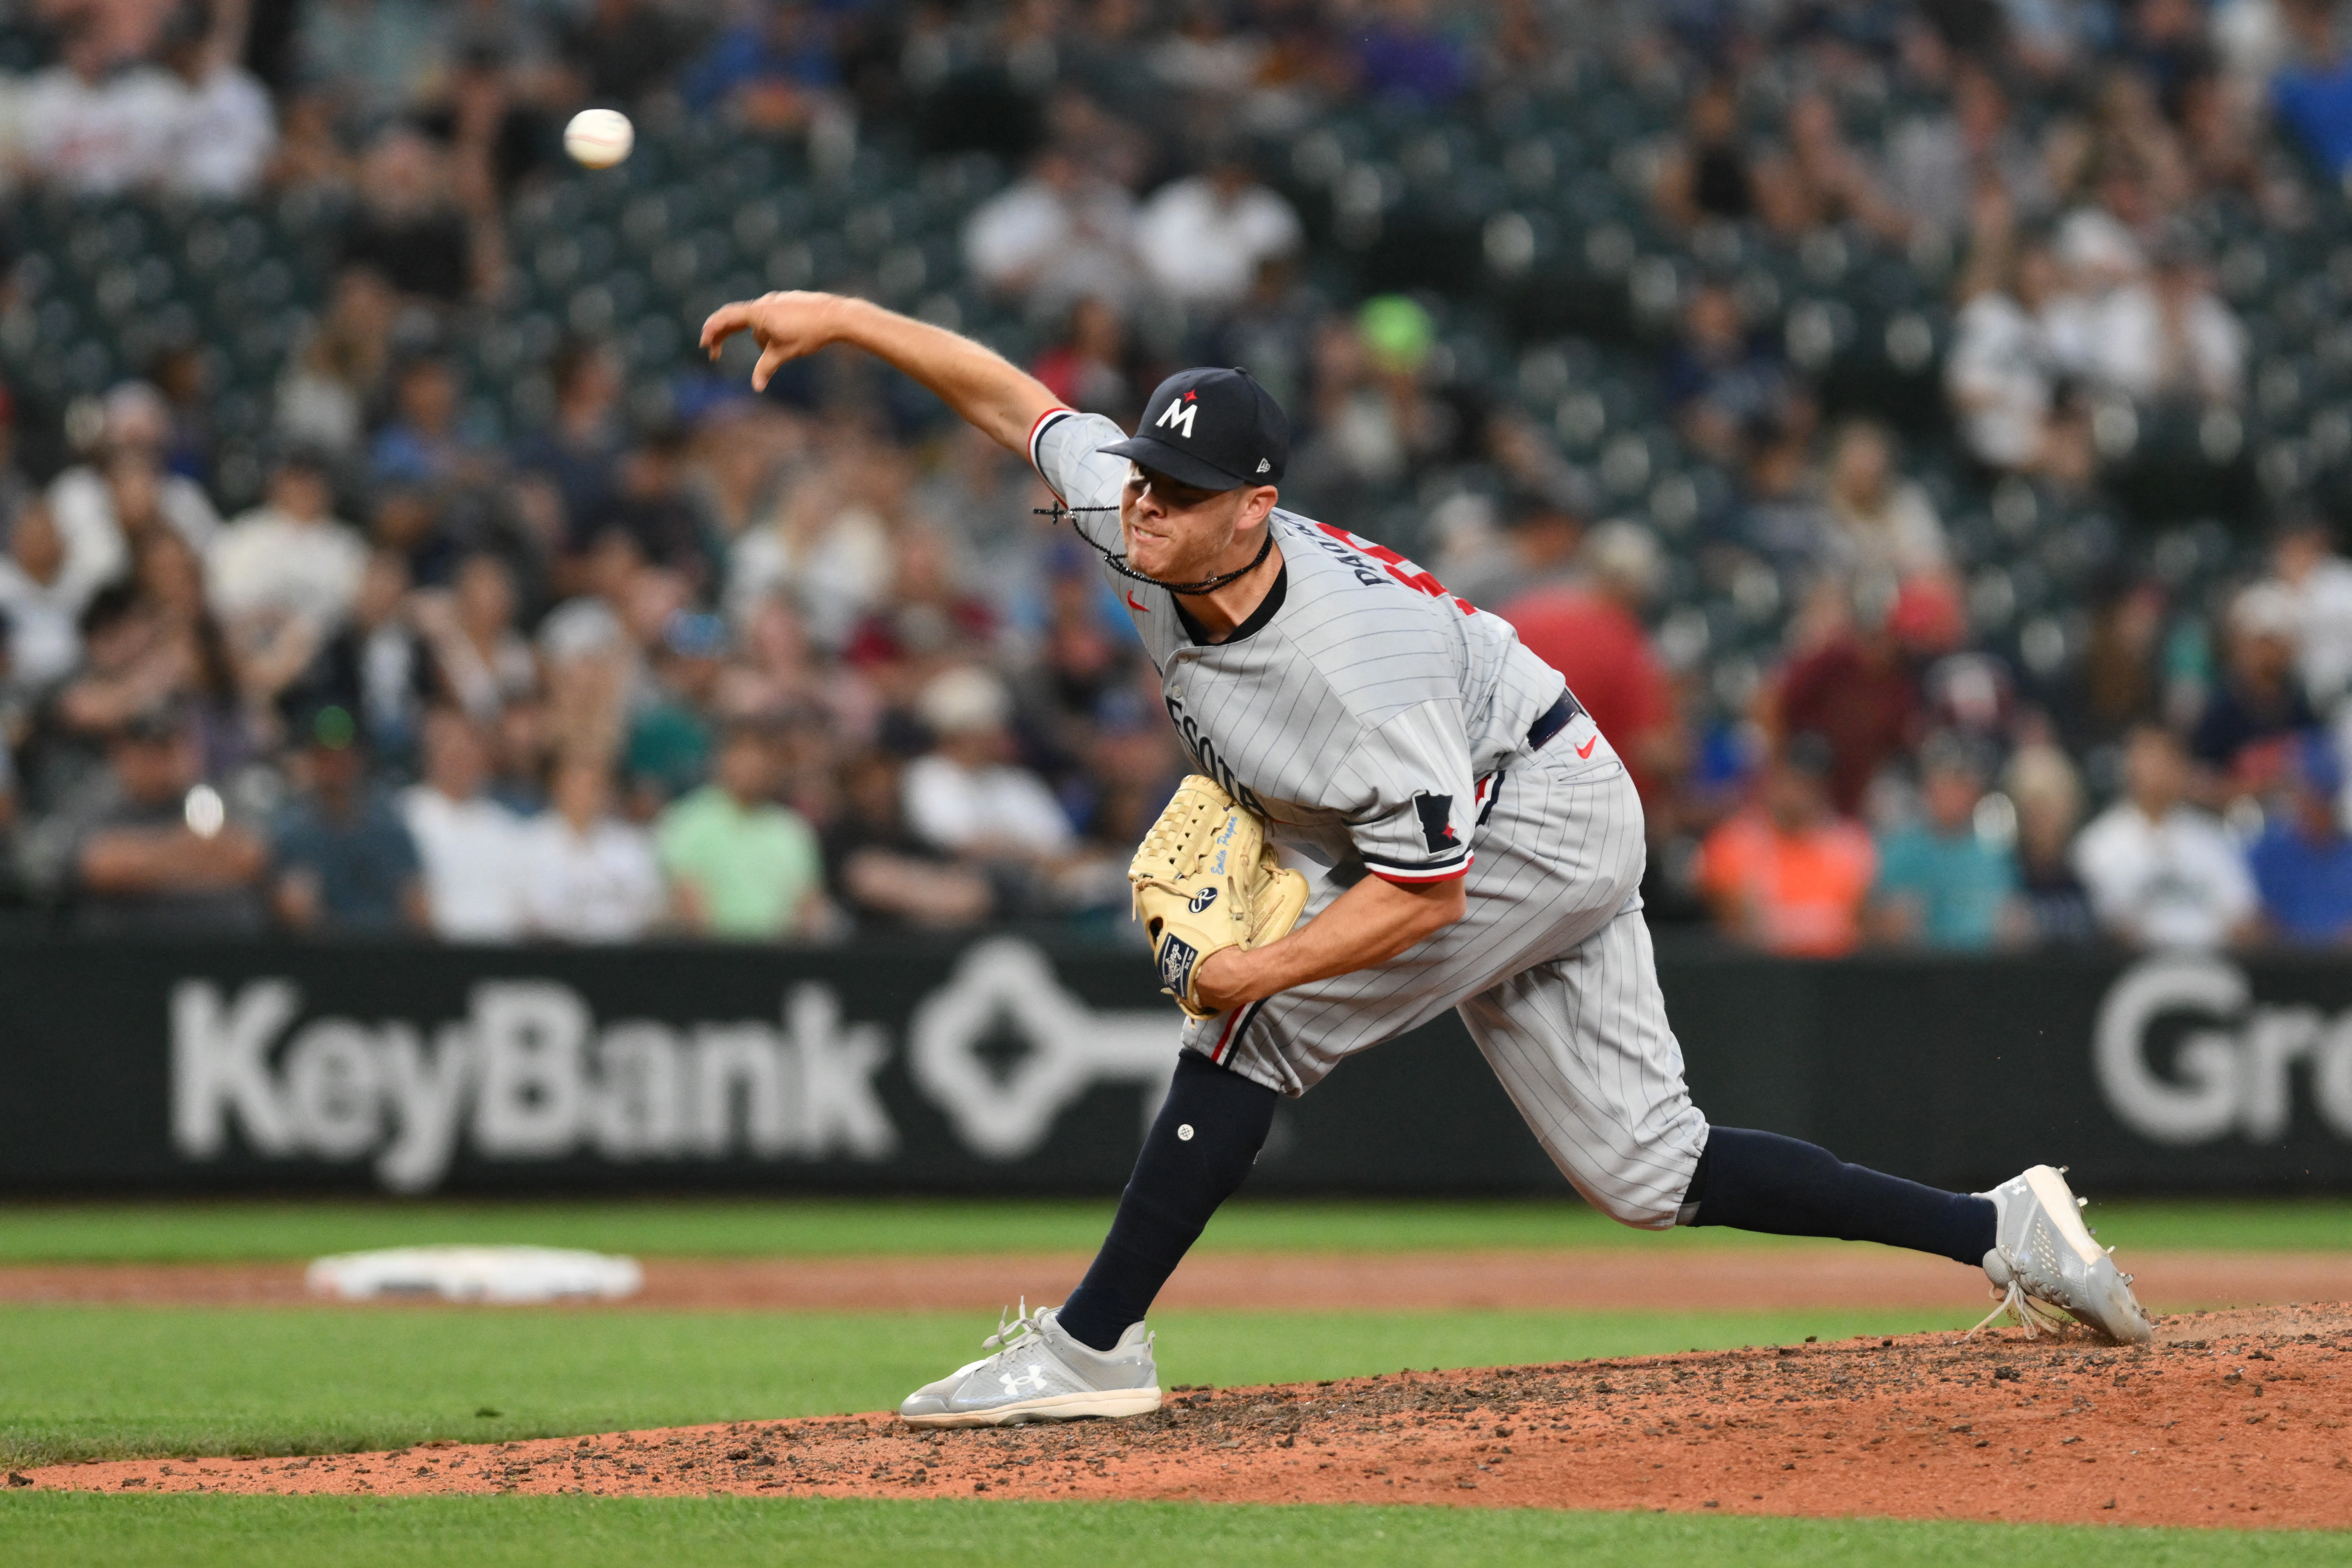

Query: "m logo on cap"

xmin=1155 ymin=398 xmax=1199 ymax=440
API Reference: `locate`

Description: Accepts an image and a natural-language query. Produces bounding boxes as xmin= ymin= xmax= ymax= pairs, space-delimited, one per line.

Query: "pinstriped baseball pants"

xmin=1185 ymin=744 xmax=1711 ymax=1230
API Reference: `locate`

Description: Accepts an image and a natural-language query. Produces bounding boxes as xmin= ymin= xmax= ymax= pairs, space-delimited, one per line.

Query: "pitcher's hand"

xmin=700 ymin=291 xmax=848 ymax=391
xmin=1190 ymin=946 xmax=1262 ymax=1015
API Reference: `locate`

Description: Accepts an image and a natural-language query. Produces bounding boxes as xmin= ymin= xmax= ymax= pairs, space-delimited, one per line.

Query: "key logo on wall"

xmin=168 ymin=940 xmax=1177 ymax=1192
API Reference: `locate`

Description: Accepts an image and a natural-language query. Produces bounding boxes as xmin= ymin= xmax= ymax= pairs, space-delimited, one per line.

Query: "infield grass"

xmin=0 ymin=1194 xmax=2343 ymax=1263
xmin=0 ymin=1495 xmax=2341 ymax=1568
xmin=0 ymin=1302 xmax=1984 ymax=1470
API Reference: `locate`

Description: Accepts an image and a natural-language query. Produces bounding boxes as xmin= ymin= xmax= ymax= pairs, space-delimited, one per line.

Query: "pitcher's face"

xmin=1118 ymin=466 xmax=1277 ymax=586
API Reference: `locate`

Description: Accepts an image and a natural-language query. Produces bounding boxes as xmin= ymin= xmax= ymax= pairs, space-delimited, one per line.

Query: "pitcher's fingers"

xmin=751 ymin=342 xmax=790 ymax=391
xmin=699 ymin=300 xmax=757 ymax=354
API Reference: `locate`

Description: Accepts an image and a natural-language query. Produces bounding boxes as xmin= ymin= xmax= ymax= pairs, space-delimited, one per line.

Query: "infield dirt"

xmin=20 ymin=1305 xmax=2350 ymax=1530
xmin=3 ymin=1248 xmax=2348 ymax=1312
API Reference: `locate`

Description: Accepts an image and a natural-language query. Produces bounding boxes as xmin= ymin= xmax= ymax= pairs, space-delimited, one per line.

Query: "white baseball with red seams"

xmin=563 ymin=108 xmax=635 ymax=169
xmin=1032 ymin=406 xmax=1710 ymax=1229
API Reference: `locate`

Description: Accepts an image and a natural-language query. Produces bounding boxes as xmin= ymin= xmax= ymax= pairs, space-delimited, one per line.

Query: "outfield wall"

xmin=1 ymin=937 xmax=2347 ymax=1197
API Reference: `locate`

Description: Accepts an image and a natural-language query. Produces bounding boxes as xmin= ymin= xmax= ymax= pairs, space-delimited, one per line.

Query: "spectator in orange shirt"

xmin=1697 ymin=733 xmax=1876 ymax=956
xmin=1496 ymin=519 xmax=1681 ymax=807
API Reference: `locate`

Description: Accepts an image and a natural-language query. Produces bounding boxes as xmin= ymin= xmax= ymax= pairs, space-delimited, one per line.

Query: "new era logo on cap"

xmin=1101 ymin=367 xmax=1290 ymax=492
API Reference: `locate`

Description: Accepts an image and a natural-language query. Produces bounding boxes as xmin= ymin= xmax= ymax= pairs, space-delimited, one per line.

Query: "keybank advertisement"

xmin=166 ymin=940 xmax=1175 ymax=1193
xmin=0 ymin=941 xmax=2347 ymax=1194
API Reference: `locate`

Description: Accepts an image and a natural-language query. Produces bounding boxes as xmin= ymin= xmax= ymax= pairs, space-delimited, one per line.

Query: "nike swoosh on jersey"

xmin=1125 ymin=590 xmax=1150 ymax=613
xmin=1575 ymin=736 xmax=1598 ymax=759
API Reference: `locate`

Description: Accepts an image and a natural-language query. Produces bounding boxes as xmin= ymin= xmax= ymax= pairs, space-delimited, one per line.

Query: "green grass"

xmin=0 ymin=1302 xmax=1982 ymax=1470
xmin=2 ymin=1205 xmax=2338 ymax=1562
xmin=0 ymin=1496 xmax=2341 ymax=1568
xmin=0 ymin=1195 xmax=2342 ymax=1263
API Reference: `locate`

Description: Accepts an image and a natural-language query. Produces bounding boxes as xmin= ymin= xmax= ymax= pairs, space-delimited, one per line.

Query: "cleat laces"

xmin=983 ymin=1298 xmax=1044 ymax=1351
xmin=1966 ymin=1248 xmax=2076 ymax=1339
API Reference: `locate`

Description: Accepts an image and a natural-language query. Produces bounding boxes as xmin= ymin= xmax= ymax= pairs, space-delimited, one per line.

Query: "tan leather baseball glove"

xmin=1129 ymin=775 xmax=1311 ymax=1018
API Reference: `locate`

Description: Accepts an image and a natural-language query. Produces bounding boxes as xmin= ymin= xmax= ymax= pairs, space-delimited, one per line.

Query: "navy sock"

xmin=1684 ymin=1127 xmax=1996 ymax=1267
xmin=1059 ymin=1052 xmax=1278 ymax=1353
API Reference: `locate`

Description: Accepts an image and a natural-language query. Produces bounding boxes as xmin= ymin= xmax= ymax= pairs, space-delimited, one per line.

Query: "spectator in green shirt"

xmin=1868 ymin=733 xmax=2020 ymax=950
xmin=654 ymin=722 xmax=827 ymax=939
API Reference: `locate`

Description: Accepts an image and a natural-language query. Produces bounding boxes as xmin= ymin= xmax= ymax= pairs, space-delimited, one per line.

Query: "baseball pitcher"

xmin=699 ymin=292 xmax=2152 ymax=1427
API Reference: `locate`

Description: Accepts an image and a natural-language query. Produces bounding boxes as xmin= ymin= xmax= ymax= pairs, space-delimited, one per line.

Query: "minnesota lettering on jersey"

xmin=1163 ymin=688 xmax=1267 ymax=815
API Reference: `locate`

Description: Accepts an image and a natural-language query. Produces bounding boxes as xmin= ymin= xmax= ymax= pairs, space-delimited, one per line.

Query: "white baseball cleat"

xmin=897 ymin=1302 xmax=1161 ymax=1428
xmin=1972 ymin=1164 xmax=2152 ymax=1345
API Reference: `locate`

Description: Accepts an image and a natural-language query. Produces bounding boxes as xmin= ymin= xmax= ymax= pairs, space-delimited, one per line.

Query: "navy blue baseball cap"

xmin=1099 ymin=367 xmax=1288 ymax=492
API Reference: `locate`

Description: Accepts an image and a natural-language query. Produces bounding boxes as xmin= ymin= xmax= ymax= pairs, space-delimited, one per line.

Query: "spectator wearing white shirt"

xmin=903 ymin=666 xmax=1075 ymax=862
xmin=48 ymin=384 xmax=222 ymax=613
xmin=1946 ymin=242 xmax=2091 ymax=483
xmin=963 ymin=149 xmax=1142 ymax=315
xmin=2271 ymin=514 xmax=2352 ymax=713
xmin=519 ymin=754 xmax=666 ymax=941
xmin=0 ymin=500 xmax=87 ymax=693
xmin=1134 ymin=159 xmax=1302 ymax=317
xmin=2072 ymin=725 xmax=2259 ymax=949
xmin=399 ymin=706 xmax=528 ymax=941
xmin=1821 ymin=418 xmax=1949 ymax=582
xmin=1885 ymin=68 xmax=2053 ymax=241
xmin=1947 ymin=281 xmax=2051 ymax=471
xmin=206 ymin=452 xmax=367 ymax=631
xmin=2083 ymin=234 xmax=2246 ymax=410
xmin=205 ymin=454 xmax=363 ymax=722
xmin=160 ymin=0 xmax=277 ymax=200
xmin=16 ymin=29 xmax=183 ymax=196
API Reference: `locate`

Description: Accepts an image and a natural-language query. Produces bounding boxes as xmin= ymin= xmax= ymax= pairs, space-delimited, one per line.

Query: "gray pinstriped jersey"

xmin=1031 ymin=408 xmax=1570 ymax=885
xmin=1031 ymin=407 xmax=1708 ymax=1228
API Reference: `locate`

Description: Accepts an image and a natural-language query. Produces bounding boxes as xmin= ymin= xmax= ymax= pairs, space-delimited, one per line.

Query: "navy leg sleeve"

xmin=1058 ymin=1051 xmax=1278 ymax=1352
xmin=1684 ymin=1127 xmax=1996 ymax=1267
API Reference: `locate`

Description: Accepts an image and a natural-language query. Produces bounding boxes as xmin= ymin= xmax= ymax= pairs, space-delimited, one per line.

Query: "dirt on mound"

xmin=20 ymin=1305 xmax=2352 ymax=1529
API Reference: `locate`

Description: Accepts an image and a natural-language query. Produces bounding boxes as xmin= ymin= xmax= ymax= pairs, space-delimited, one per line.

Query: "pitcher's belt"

xmin=1524 ymin=690 xmax=1585 ymax=754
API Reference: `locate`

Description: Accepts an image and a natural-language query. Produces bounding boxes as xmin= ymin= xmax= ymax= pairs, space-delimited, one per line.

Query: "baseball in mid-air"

xmin=564 ymin=108 xmax=634 ymax=169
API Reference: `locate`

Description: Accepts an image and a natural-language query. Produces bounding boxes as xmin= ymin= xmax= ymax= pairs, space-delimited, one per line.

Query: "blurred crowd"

xmin=1 ymin=0 xmax=2351 ymax=955
xmin=0 ymin=363 xmax=1167 ymax=941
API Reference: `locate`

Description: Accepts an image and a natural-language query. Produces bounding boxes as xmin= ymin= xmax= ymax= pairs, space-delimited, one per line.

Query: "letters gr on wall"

xmin=2093 ymin=953 xmax=2352 ymax=1147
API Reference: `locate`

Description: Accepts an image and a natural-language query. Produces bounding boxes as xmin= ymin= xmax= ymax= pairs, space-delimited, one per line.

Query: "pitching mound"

xmin=19 ymin=1305 xmax=2350 ymax=1528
